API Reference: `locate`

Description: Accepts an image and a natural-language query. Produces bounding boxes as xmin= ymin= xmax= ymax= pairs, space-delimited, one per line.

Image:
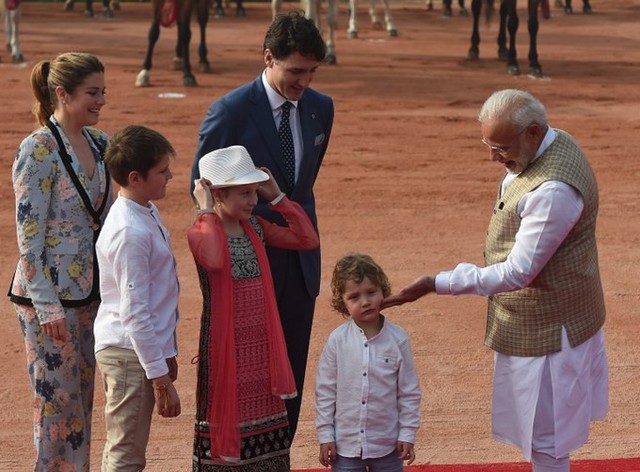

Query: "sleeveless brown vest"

xmin=484 ymin=130 xmax=605 ymax=356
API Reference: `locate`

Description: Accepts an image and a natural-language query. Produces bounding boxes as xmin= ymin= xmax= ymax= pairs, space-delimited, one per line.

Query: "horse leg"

xmin=527 ymin=0 xmax=543 ymax=77
xmin=582 ymin=0 xmax=592 ymax=13
xmin=348 ymin=0 xmax=358 ymax=38
xmin=503 ymin=0 xmax=520 ymax=75
xmin=497 ymin=0 xmax=508 ymax=60
xmin=467 ymin=0 xmax=482 ymax=59
xmin=235 ymin=0 xmax=245 ymax=16
xmin=102 ymin=0 xmax=113 ymax=18
xmin=426 ymin=0 xmax=433 ymax=10
xmin=5 ymin=6 xmax=24 ymax=63
xmin=213 ymin=0 xmax=225 ymax=17
xmin=443 ymin=0 xmax=453 ymax=16
xmin=564 ymin=0 xmax=572 ymax=13
xmin=305 ymin=0 xmax=320 ymax=27
xmin=196 ymin=0 xmax=211 ymax=72
xmin=84 ymin=0 xmax=94 ymax=16
xmin=378 ymin=0 xmax=397 ymax=36
xmin=325 ymin=0 xmax=338 ymax=64
xmin=177 ymin=8 xmax=197 ymax=86
xmin=136 ymin=17 xmax=161 ymax=87
xmin=459 ymin=0 xmax=468 ymax=16
xmin=271 ymin=0 xmax=282 ymax=20
xmin=369 ymin=0 xmax=382 ymax=30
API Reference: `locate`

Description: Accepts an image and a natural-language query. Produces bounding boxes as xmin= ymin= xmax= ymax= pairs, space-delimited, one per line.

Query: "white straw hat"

xmin=199 ymin=145 xmax=269 ymax=189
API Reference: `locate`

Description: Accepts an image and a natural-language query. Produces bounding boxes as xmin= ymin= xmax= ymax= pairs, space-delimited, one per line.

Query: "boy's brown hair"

xmin=105 ymin=125 xmax=175 ymax=187
xmin=330 ymin=253 xmax=391 ymax=317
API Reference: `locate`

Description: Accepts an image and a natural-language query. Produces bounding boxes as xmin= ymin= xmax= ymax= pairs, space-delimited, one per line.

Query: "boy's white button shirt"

xmin=315 ymin=317 xmax=421 ymax=459
xmin=94 ymin=195 xmax=180 ymax=380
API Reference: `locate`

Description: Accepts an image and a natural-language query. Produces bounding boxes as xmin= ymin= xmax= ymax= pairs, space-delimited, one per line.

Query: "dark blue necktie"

xmin=278 ymin=101 xmax=295 ymax=187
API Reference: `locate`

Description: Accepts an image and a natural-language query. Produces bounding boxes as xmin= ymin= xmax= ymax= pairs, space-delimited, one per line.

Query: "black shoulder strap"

xmin=9 ymin=121 xmax=111 ymax=307
xmin=46 ymin=119 xmax=111 ymax=231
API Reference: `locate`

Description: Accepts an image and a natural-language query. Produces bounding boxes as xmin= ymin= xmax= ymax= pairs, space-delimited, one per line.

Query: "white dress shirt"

xmin=94 ymin=195 xmax=180 ymax=380
xmin=262 ymin=70 xmax=302 ymax=182
xmin=433 ymin=127 xmax=608 ymax=459
xmin=315 ymin=317 xmax=421 ymax=459
xmin=434 ymin=128 xmax=586 ymax=296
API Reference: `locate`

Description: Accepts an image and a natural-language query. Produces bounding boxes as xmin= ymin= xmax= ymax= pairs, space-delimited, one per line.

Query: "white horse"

xmin=271 ymin=0 xmax=397 ymax=65
xmin=1 ymin=0 xmax=23 ymax=63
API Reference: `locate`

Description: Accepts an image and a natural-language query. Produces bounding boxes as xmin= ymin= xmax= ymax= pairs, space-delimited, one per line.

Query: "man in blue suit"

xmin=190 ymin=11 xmax=333 ymax=441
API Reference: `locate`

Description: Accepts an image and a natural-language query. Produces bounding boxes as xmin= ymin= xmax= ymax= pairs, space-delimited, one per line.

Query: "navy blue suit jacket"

xmin=190 ymin=74 xmax=334 ymax=299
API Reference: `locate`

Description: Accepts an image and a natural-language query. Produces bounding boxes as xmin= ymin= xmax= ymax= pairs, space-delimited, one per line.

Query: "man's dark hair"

xmin=263 ymin=11 xmax=326 ymax=61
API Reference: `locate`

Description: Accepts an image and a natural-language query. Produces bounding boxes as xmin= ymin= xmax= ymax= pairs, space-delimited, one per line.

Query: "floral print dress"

xmin=10 ymin=116 xmax=111 ymax=472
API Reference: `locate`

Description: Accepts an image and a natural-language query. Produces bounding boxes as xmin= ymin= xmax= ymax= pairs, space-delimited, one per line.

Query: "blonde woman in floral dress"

xmin=9 ymin=52 xmax=111 ymax=471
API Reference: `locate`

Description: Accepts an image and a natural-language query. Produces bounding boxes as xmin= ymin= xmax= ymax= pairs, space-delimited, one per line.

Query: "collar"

xmin=118 ymin=191 xmax=155 ymax=214
xmin=261 ymin=69 xmax=299 ymax=112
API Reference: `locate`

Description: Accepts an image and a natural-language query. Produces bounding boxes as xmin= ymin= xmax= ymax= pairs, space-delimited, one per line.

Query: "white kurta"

xmin=434 ymin=127 xmax=609 ymax=460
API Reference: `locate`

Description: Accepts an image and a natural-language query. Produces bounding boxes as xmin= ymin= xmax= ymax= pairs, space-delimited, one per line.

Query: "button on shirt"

xmin=94 ymin=195 xmax=180 ymax=380
xmin=315 ymin=317 xmax=421 ymax=459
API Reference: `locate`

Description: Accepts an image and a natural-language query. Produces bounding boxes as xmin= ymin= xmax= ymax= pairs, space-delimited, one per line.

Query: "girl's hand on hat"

xmin=257 ymin=167 xmax=281 ymax=201
xmin=193 ymin=178 xmax=214 ymax=211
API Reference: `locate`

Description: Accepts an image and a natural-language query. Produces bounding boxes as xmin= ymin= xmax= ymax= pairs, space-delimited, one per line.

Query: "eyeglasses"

xmin=481 ymin=138 xmax=511 ymax=155
xmin=481 ymin=126 xmax=529 ymax=155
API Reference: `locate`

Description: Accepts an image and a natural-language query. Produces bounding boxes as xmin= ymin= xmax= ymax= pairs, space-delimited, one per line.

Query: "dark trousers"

xmin=275 ymin=255 xmax=316 ymax=441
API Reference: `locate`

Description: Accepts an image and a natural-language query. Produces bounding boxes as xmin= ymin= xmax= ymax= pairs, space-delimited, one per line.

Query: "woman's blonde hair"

xmin=30 ymin=52 xmax=104 ymax=126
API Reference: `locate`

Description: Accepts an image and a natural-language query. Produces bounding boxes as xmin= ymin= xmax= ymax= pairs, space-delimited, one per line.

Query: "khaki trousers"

xmin=96 ymin=347 xmax=155 ymax=472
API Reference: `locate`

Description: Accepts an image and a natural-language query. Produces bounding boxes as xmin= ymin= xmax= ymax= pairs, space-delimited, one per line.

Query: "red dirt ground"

xmin=1 ymin=1 xmax=639 ymax=470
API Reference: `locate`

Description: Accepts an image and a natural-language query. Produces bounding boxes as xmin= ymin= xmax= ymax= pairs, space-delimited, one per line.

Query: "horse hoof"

xmin=427 ymin=1 xmax=434 ymax=11
xmin=372 ymin=21 xmax=382 ymax=30
xmin=184 ymin=76 xmax=198 ymax=87
xmin=171 ymin=57 xmax=183 ymax=70
xmin=583 ymin=5 xmax=592 ymax=13
xmin=507 ymin=64 xmax=521 ymax=76
xmin=348 ymin=30 xmax=357 ymax=39
xmin=498 ymin=47 xmax=508 ymax=61
xmin=528 ymin=66 xmax=543 ymax=78
xmin=103 ymin=7 xmax=113 ymax=18
xmin=84 ymin=8 xmax=94 ymax=17
xmin=135 ymin=70 xmax=150 ymax=87
xmin=236 ymin=6 xmax=246 ymax=16
xmin=199 ymin=61 xmax=212 ymax=73
xmin=64 ymin=0 xmax=74 ymax=11
xmin=388 ymin=29 xmax=398 ymax=37
xmin=467 ymin=49 xmax=479 ymax=60
xmin=112 ymin=0 xmax=120 ymax=10
xmin=564 ymin=5 xmax=572 ymax=13
xmin=326 ymin=54 xmax=337 ymax=65
xmin=442 ymin=8 xmax=452 ymax=17
xmin=214 ymin=6 xmax=224 ymax=17
xmin=12 ymin=54 xmax=24 ymax=64
xmin=459 ymin=7 xmax=468 ymax=16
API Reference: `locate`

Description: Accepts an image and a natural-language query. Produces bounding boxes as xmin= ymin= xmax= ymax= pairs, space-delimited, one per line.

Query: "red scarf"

xmin=207 ymin=217 xmax=297 ymax=461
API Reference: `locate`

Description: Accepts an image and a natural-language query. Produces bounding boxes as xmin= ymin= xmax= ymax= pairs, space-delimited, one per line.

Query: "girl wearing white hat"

xmin=188 ymin=145 xmax=319 ymax=469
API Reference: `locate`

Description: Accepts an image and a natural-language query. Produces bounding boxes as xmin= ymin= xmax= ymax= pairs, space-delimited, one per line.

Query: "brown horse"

xmin=135 ymin=0 xmax=211 ymax=87
xmin=468 ymin=0 xmax=543 ymax=78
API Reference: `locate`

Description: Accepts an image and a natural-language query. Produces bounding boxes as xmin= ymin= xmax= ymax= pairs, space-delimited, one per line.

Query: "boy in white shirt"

xmin=315 ymin=253 xmax=421 ymax=471
xmin=94 ymin=125 xmax=181 ymax=471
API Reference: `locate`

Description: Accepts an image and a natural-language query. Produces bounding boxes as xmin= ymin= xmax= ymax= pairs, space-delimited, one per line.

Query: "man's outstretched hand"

xmin=382 ymin=275 xmax=435 ymax=309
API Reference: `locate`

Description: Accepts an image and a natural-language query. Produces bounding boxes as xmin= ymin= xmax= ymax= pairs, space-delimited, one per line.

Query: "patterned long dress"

xmin=193 ymin=218 xmax=291 ymax=472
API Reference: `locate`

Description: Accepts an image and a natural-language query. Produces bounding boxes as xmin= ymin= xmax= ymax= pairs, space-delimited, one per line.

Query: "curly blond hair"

xmin=330 ymin=253 xmax=391 ymax=317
